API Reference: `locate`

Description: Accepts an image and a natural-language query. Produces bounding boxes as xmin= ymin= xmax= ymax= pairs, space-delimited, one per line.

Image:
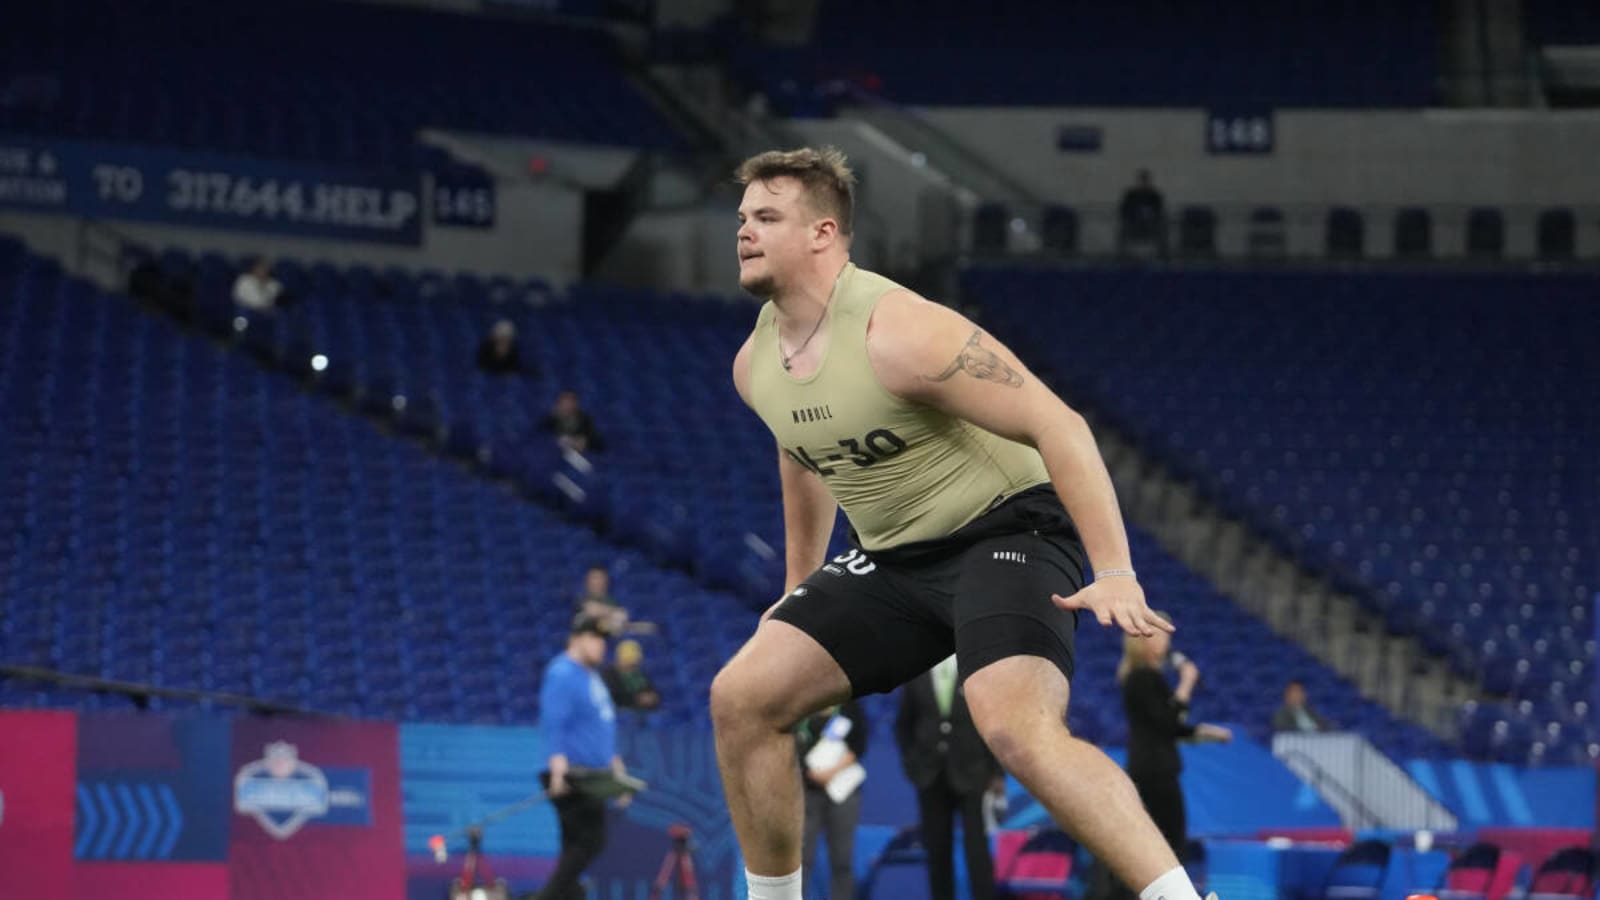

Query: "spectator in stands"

xmin=896 ymin=655 xmax=1004 ymax=900
xmin=1272 ymin=680 xmax=1331 ymax=733
xmin=1117 ymin=614 xmax=1230 ymax=860
xmin=539 ymin=612 xmax=632 ymax=900
xmin=477 ymin=319 xmax=533 ymax=376
xmin=575 ymin=566 xmax=656 ymax=636
xmin=541 ymin=390 xmax=605 ymax=454
xmin=603 ymin=639 xmax=661 ymax=711
xmin=1117 ymin=170 xmax=1168 ymax=258
xmin=798 ymin=700 xmax=869 ymax=900
xmin=576 ymin=565 xmax=627 ymax=633
xmin=232 ymin=258 xmax=285 ymax=312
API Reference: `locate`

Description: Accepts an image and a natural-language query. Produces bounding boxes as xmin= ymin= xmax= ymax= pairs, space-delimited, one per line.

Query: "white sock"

xmin=1139 ymin=865 xmax=1203 ymax=900
xmin=746 ymin=868 xmax=802 ymax=900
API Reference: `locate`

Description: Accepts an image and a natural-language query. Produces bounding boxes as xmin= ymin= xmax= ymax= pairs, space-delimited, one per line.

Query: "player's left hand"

xmin=1051 ymin=579 xmax=1173 ymax=637
xmin=615 ymin=792 xmax=633 ymax=810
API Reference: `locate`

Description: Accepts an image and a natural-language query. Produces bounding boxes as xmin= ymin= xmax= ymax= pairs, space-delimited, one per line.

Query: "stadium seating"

xmin=0 ymin=0 xmax=681 ymax=162
xmin=1538 ymin=210 xmax=1577 ymax=261
xmin=1326 ymin=208 xmax=1367 ymax=260
xmin=743 ymin=0 xmax=1435 ymax=109
xmin=1394 ymin=208 xmax=1433 ymax=259
xmin=1466 ymin=209 xmax=1505 ymax=260
xmin=966 ymin=264 xmax=1599 ymax=764
xmin=1178 ymin=207 xmax=1219 ymax=259
xmin=0 ymin=239 xmax=746 ymax=726
xmin=55 ymin=243 xmax=1456 ymax=759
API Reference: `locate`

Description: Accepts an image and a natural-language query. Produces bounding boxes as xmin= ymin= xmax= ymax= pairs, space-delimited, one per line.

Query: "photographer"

xmin=1116 ymin=613 xmax=1231 ymax=859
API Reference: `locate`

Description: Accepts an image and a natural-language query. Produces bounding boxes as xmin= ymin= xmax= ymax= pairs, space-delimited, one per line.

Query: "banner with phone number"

xmin=0 ymin=136 xmax=422 ymax=245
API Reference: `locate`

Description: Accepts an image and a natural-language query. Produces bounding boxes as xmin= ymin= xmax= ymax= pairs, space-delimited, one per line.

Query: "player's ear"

xmin=811 ymin=217 xmax=838 ymax=250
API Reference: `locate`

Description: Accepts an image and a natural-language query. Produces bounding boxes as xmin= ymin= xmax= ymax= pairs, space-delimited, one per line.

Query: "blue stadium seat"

xmin=965 ymin=264 xmax=1598 ymax=760
xmin=1394 ymin=208 xmax=1433 ymax=258
xmin=1466 ymin=208 xmax=1505 ymax=259
xmin=7 ymin=241 xmax=1548 ymax=759
xmin=0 ymin=0 xmax=682 ymax=161
xmin=1538 ymin=208 xmax=1577 ymax=261
xmin=1326 ymin=208 xmax=1366 ymax=259
xmin=744 ymin=0 xmax=1434 ymax=109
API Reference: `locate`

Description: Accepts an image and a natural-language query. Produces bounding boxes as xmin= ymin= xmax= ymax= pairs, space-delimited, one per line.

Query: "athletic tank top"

xmin=748 ymin=263 xmax=1050 ymax=551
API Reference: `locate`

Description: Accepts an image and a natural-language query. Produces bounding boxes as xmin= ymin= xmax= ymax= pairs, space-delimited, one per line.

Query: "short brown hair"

xmin=736 ymin=147 xmax=856 ymax=237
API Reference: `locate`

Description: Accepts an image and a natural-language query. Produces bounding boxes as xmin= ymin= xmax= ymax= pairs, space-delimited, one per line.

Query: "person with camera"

xmin=1116 ymin=613 xmax=1231 ymax=859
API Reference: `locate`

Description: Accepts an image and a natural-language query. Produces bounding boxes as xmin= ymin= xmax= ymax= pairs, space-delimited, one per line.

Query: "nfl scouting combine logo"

xmin=234 ymin=742 xmax=372 ymax=839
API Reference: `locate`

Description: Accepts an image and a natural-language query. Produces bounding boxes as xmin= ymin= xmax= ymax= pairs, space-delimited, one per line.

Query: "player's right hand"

xmin=548 ymin=773 xmax=570 ymax=797
xmin=1051 ymin=579 xmax=1173 ymax=637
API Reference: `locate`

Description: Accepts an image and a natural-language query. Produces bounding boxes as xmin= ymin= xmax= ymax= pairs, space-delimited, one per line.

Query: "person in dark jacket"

xmin=896 ymin=655 xmax=1004 ymax=900
xmin=540 ymin=390 xmax=605 ymax=454
xmin=602 ymin=639 xmax=661 ymax=711
xmin=477 ymin=319 xmax=533 ymax=376
xmin=1117 ymin=612 xmax=1231 ymax=858
xmin=1117 ymin=169 xmax=1168 ymax=257
xmin=1271 ymin=680 xmax=1331 ymax=733
xmin=796 ymin=700 xmax=869 ymax=899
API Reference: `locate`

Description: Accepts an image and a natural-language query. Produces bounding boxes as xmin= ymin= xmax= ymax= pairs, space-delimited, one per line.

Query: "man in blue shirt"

xmin=539 ymin=613 xmax=628 ymax=900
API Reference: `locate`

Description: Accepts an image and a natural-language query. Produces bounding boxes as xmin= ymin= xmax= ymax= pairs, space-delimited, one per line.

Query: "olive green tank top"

xmin=748 ymin=263 xmax=1050 ymax=551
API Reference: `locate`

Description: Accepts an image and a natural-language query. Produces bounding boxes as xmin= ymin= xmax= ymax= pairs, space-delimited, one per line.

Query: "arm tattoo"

xmin=922 ymin=328 xmax=1024 ymax=388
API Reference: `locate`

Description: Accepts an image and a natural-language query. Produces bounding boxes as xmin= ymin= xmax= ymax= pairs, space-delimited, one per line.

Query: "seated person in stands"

xmin=575 ymin=565 xmax=655 ymax=636
xmin=603 ymin=639 xmax=661 ymax=711
xmin=476 ymin=319 xmax=533 ymax=376
xmin=1117 ymin=169 xmax=1168 ymax=257
xmin=576 ymin=565 xmax=627 ymax=634
xmin=540 ymin=389 xmax=605 ymax=454
xmin=1272 ymin=679 xmax=1331 ymax=733
xmin=232 ymin=258 xmax=285 ymax=312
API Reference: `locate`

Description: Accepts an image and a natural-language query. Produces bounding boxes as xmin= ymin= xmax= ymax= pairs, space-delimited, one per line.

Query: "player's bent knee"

xmin=709 ymin=659 xmax=783 ymax=733
xmin=975 ymin=719 xmax=1036 ymax=775
xmin=708 ymin=664 xmax=751 ymax=729
xmin=965 ymin=691 xmax=1064 ymax=777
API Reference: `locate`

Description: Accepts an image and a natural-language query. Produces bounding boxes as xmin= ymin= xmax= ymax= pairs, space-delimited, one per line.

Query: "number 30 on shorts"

xmin=831 ymin=549 xmax=876 ymax=575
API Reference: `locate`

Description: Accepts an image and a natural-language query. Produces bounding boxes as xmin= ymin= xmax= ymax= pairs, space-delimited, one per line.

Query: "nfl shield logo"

xmin=234 ymin=742 xmax=332 ymax=839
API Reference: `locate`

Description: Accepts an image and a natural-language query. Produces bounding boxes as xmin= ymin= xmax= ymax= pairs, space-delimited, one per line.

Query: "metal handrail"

xmin=1 ymin=663 xmax=334 ymax=718
xmin=1277 ymin=746 xmax=1385 ymax=830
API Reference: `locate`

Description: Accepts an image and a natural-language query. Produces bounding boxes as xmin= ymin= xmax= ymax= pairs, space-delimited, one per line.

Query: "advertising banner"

xmin=0 ymin=710 xmax=78 ymax=900
xmin=229 ymin=718 xmax=404 ymax=900
xmin=0 ymin=136 xmax=423 ymax=245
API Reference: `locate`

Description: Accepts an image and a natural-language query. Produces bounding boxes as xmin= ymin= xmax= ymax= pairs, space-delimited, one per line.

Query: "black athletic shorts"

xmin=770 ymin=484 xmax=1088 ymax=697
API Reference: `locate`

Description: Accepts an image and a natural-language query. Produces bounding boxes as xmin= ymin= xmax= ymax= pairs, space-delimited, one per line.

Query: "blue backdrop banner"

xmin=1405 ymin=758 xmax=1594 ymax=828
xmin=0 ymin=136 xmax=423 ymax=245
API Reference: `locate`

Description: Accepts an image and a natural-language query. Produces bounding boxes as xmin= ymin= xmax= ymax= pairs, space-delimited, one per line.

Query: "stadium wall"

xmin=914 ymin=108 xmax=1600 ymax=257
xmin=920 ymin=108 xmax=1600 ymax=208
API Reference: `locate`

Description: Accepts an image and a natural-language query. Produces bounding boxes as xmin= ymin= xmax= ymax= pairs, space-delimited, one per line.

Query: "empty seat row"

xmin=1004 ymin=205 xmax=1584 ymax=261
